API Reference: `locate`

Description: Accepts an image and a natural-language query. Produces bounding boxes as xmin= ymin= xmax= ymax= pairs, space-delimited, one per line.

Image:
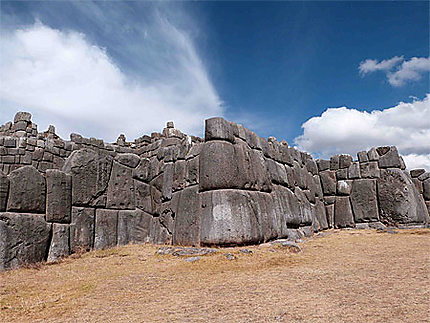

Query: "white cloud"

xmin=359 ymin=56 xmax=403 ymax=75
xmin=295 ymin=95 xmax=430 ymax=170
xmin=387 ymin=57 xmax=430 ymax=87
xmin=358 ymin=56 xmax=430 ymax=87
xmin=0 ymin=20 xmax=222 ymax=141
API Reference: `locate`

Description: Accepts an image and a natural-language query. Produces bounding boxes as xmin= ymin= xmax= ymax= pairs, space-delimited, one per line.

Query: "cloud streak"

xmin=0 ymin=7 xmax=222 ymax=141
xmin=359 ymin=56 xmax=430 ymax=87
xmin=295 ymin=95 xmax=430 ymax=170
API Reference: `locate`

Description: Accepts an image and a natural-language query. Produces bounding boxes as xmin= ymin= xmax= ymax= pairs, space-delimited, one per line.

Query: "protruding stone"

xmin=357 ymin=151 xmax=368 ymax=163
xmin=14 ymin=112 xmax=32 ymax=123
xmin=0 ymin=213 xmax=51 ymax=270
xmin=115 ymin=153 xmax=140 ymax=168
xmin=350 ymin=179 xmax=379 ymax=222
xmin=319 ymin=170 xmax=336 ymax=195
xmin=167 ymin=121 xmax=174 ymax=128
xmin=410 ymin=169 xmax=425 ymax=178
xmin=94 ymin=209 xmax=118 ymax=250
xmin=316 ymin=159 xmax=330 ymax=172
xmin=339 ymin=154 xmax=353 ymax=169
xmin=70 ymin=207 xmax=95 ymax=252
xmin=334 ymin=196 xmax=354 ymax=228
xmin=377 ymin=146 xmax=402 ymax=169
xmin=348 ymin=162 xmax=361 ymax=179
xmin=367 ymin=148 xmax=379 ymax=161
xmin=423 ymin=179 xmax=430 ymax=201
xmin=46 ymin=169 xmax=72 ymax=223
xmin=337 ymin=180 xmax=352 ymax=196
xmin=7 ymin=165 xmax=46 ymax=213
xmin=204 ymin=117 xmax=235 ymax=143
xmin=330 ymin=155 xmax=339 ymax=170
xmin=47 ymin=224 xmax=70 ymax=262
xmin=377 ymin=168 xmax=428 ymax=224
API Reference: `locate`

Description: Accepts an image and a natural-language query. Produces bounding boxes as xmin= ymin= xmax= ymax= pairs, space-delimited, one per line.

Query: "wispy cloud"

xmin=295 ymin=95 xmax=430 ymax=170
xmin=0 ymin=4 xmax=222 ymax=141
xmin=359 ymin=56 xmax=430 ymax=87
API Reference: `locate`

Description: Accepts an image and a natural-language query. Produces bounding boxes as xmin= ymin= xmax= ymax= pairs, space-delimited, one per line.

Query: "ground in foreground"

xmin=1 ymin=229 xmax=429 ymax=322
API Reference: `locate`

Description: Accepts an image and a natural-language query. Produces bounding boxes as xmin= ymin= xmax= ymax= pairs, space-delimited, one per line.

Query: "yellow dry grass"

xmin=1 ymin=229 xmax=429 ymax=323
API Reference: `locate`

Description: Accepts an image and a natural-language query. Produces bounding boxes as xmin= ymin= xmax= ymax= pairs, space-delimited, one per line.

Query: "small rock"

xmin=271 ymin=240 xmax=302 ymax=253
xmin=239 ymin=249 xmax=252 ymax=254
xmin=185 ymin=256 xmax=200 ymax=262
xmin=224 ymin=253 xmax=236 ymax=260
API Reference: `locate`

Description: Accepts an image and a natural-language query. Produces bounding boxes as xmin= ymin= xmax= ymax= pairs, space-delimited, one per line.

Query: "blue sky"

xmin=0 ymin=1 xmax=429 ymax=169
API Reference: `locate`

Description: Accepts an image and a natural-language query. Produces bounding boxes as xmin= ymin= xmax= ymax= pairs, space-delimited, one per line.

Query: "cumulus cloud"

xmin=0 ymin=19 xmax=222 ymax=141
xmin=295 ymin=95 xmax=430 ymax=170
xmin=359 ymin=56 xmax=430 ymax=87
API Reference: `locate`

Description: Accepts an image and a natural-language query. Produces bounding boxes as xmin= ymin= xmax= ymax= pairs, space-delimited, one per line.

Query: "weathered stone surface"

xmin=47 ymin=223 xmax=70 ymax=262
xmin=205 ymin=117 xmax=235 ymax=143
xmin=360 ymin=161 xmax=380 ymax=178
xmin=348 ymin=162 xmax=361 ymax=179
xmin=46 ymin=169 xmax=71 ymax=223
xmin=339 ymin=154 xmax=353 ymax=169
xmin=336 ymin=168 xmax=348 ymax=180
xmin=412 ymin=178 xmax=423 ymax=194
xmin=350 ymin=179 xmax=379 ymax=222
xmin=378 ymin=146 xmax=403 ymax=169
xmin=377 ymin=169 xmax=428 ymax=224
xmin=115 ymin=153 xmax=140 ymax=168
xmin=70 ymin=207 xmax=95 ymax=252
xmin=330 ymin=155 xmax=339 ymax=170
xmin=0 ymin=213 xmax=51 ymax=270
xmin=410 ymin=169 xmax=425 ymax=178
xmin=316 ymin=159 xmax=330 ymax=172
xmin=357 ymin=151 xmax=368 ymax=163
xmin=185 ymin=157 xmax=199 ymax=185
xmin=106 ymin=161 xmax=135 ymax=209
xmin=173 ymin=160 xmax=186 ymax=192
xmin=149 ymin=216 xmax=171 ymax=244
xmin=337 ymin=180 xmax=352 ymax=196
xmin=14 ymin=111 xmax=32 ymax=123
xmin=0 ymin=172 xmax=9 ymax=211
xmin=200 ymin=190 xmax=266 ymax=246
xmin=162 ymin=163 xmax=173 ymax=201
xmin=334 ymin=196 xmax=354 ymax=228
xmin=7 ymin=165 xmax=46 ymax=213
xmin=118 ymin=209 xmax=152 ymax=245
xmin=325 ymin=204 xmax=334 ymax=228
xmin=94 ymin=209 xmax=118 ymax=250
xmin=173 ymin=186 xmax=201 ymax=246
xmin=423 ymin=178 xmax=430 ymax=201
xmin=319 ymin=170 xmax=336 ymax=195
xmin=367 ymin=147 xmax=379 ymax=161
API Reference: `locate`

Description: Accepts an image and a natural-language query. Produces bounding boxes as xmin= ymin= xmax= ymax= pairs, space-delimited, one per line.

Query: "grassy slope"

xmin=1 ymin=229 xmax=429 ymax=323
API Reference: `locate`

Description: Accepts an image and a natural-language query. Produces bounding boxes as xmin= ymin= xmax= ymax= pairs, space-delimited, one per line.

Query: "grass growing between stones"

xmin=1 ymin=229 xmax=429 ymax=322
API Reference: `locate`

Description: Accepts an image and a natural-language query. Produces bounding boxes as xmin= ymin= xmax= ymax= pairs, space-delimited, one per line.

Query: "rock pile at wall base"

xmin=0 ymin=113 xmax=429 ymax=270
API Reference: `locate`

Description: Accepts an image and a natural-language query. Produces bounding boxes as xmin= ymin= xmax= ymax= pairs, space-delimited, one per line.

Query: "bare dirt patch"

xmin=1 ymin=229 xmax=429 ymax=322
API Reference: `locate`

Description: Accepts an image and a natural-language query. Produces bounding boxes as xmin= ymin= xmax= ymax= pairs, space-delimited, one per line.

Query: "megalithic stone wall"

xmin=0 ymin=112 xmax=429 ymax=270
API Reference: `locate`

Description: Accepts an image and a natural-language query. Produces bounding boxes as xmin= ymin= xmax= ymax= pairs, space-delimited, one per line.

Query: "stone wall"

xmin=1 ymin=113 xmax=429 ymax=270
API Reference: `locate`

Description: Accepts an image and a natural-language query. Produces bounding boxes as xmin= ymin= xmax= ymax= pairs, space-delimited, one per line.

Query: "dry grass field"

xmin=1 ymin=229 xmax=429 ymax=323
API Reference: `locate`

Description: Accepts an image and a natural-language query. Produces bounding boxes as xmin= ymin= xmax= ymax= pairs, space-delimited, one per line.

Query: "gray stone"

xmin=205 ymin=117 xmax=235 ymax=143
xmin=410 ymin=169 xmax=426 ymax=178
xmin=423 ymin=178 xmax=430 ymax=201
xmin=185 ymin=157 xmax=199 ymax=185
xmin=350 ymin=179 xmax=379 ymax=222
xmin=337 ymin=180 xmax=352 ymax=196
xmin=117 ymin=209 xmax=151 ymax=246
xmin=367 ymin=147 xmax=379 ymax=161
xmin=334 ymin=196 xmax=354 ymax=228
xmin=348 ymin=162 xmax=361 ymax=179
xmin=377 ymin=168 xmax=428 ymax=224
xmin=339 ymin=154 xmax=353 ymax=169
xmin=185 ymin=256 xmax=200 ymax=262
xmin=271 ymin=240 xmax=302 ymax=253
xmin=149 ymin=216 xmax=171 ymax=244
xmin=106 ymin=161 xmax=135 ymax=209
xmin=360 ymin=161 xmax=380 ymax=178
xmin=412 ymin=178 xmax=423 ymax=194
xmin=418 ymin=172 xmax=430 ymax=181
xmin=46 ymin=169 xmax=71 ymax=223
xmin=357 ymin=151 xmax=368 ymax=163
xmin=378 ymin=146 xmax=402 ymax=169
xmin=70 ymin=207 xmax=95 ymax=252
xmin=330 ymin=155 xmax=339 ymax=170
xmin=325 ymin=204 xmax=334 ymax=228
xmin=319 ymin=170 xmax=336 ymax=195
xmin=0 ymin=172 xmax=9 ymax=211
xmin=47 ymin=223 xmax=70 ymax=262
xmin=115 ymin=153 xmax=140 ymax=168
xmin=162 ymin=163 xmax=173 ymax=200
xmin=173 ymin=186 xmax=201 ymax=246
xmin=7 ymin=165 xmax=46 ymax=213
xmin=336 ymin=168 xmax=348 ymax=180
xmin=173 ymin=160 xmax=186 ymax=192
xmin=0 ymin=213 xmax=51 ymax=270
xmin=14 ymin=111 xmax=32 ymax=123
xmin=94 ymin=209 xmax=118 ymax=250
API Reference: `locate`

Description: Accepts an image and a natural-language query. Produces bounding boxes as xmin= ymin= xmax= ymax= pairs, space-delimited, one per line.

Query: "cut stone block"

xmin=94 ymin=209 xmax=118 ymax=250
xmin=70 ymin=207 xmax=95 ymax=252
xmin=47 ymin=223 xmax=70 ymax=262
xmin=46 ymin=169 xmax=72 ymax=223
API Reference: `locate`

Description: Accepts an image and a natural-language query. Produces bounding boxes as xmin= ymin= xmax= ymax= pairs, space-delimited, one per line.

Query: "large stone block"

xmin=185 ymin=157 xmax=199 ymax=186
xmin=0 ymin=172 xmax=9 ymax=211
xmin=360 ymin=161 xmax=380 ymax=178
xmin=106 ymin=161 xmax=135 ymax=209
xmin=118 ymin=209 xmax=152 ymax=245
xmin=325 ymin=204 xmax=334 ymax=228
xmin=7 ymin=165 xmax=46 ymax=213
xmin=205 ymin=117 xmax=234 ymax=143
xmin=46 ymin=169 xmax=72 ymax=223
xmin=423 ymin=178 xmax=430 ymax=201
xmin=47 ymin=223 xmax=70 ymax=262
xmin=334 ymin=196 xmax=354 ymax=228
xmin=319 ymin=170 xmax=336 ymax=195
xmin=173 ymin=186 xmax=201 ymax=246
xmin=348 ymin=162 xmax=361 ymax=179
xmin=0 ymin=213 xmax=51 ymax=270
xmin=70 ymin=207 xmax=95 ymax=252
xmin=337 ymin=180 xmax=352 ymax=196
xmin=115 ymin=153 xmax=140 ymax=168
xmin=377 ymin=169 xmax=428 ymax=224
xmin=94 ymin=209 xmax=118 ymax=250
xmin=350 ymin=179 xmax=379 ymax=222
xmin=200 ymin=190 xmax=266 ymax=246
xmin=377 ymin=146 xmax=403 ymax=169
